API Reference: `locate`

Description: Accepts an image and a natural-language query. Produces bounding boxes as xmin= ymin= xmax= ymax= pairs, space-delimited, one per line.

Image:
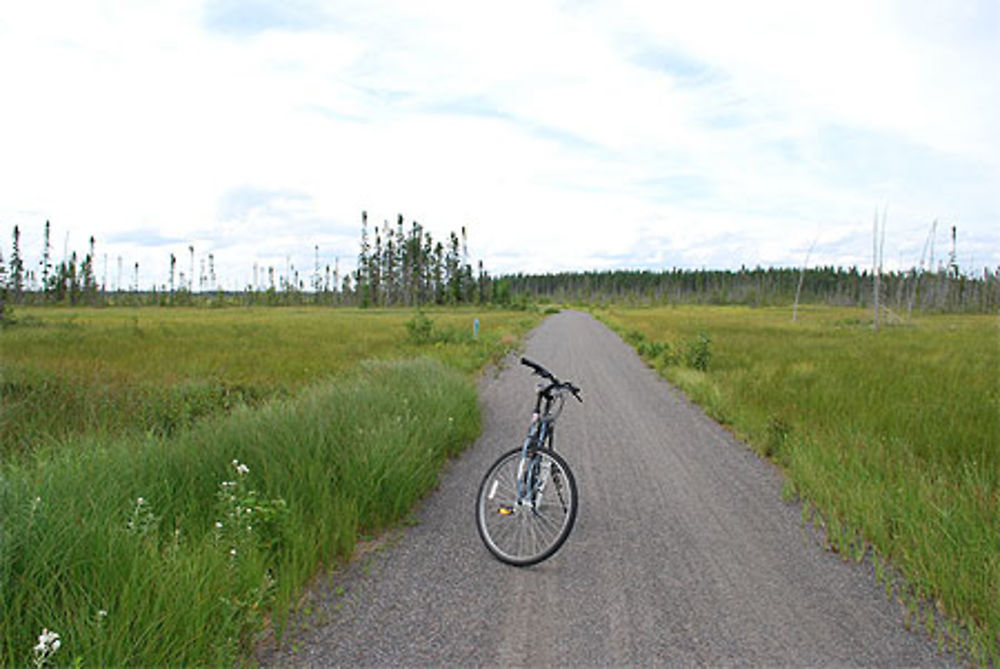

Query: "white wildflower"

xmin=127 ymin=496 xmax=156 ymax=535
xmin=33 ymin=628 xmax=61 ymax=667
xmin=215 ymin=521 xmax=223 ymax=529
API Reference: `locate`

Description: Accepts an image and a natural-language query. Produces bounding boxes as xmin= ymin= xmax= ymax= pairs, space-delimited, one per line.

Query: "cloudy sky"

xmin=1 ymin=1 xmax=997 ymax=290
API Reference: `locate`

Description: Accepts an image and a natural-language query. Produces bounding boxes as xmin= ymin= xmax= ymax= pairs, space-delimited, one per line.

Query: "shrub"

xmin=405 ymin=311 xmax=434 ymax=344
xmin=624 ymin=329 xmax=646 ymax=346
xmin=638 ymin=340 xmax=667 ymax=360
xmin=685 ymin=332 xmax=712 ymax=371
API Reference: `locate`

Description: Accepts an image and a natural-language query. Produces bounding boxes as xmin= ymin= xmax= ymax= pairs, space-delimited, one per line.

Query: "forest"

xmin=1 ymin=215 xmax=997 ymax=317
xmin=503 ymin=263 xmax=999 ymax=313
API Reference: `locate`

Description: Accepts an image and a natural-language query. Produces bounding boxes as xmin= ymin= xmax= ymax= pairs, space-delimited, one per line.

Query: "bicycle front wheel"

xmin=475 ymin=447 xmax=578 ymax=566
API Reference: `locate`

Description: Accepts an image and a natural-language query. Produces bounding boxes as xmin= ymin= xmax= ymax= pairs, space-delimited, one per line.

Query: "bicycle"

xmin=475 ymin=357 xmax=583 ymax=566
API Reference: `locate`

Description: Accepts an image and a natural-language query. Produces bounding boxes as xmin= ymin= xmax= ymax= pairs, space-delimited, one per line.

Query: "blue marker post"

xmin=473 ymin=318 xmax=480 ymax=340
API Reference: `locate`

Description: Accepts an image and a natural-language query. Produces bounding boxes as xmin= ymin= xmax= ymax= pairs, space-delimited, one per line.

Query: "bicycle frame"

xmin=515 ymin=387 xmax=563 ymax=503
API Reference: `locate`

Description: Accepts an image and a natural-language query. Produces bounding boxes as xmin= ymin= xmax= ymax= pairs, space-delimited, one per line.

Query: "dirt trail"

xmin=260 ymin=311 xmax=951 ymax=666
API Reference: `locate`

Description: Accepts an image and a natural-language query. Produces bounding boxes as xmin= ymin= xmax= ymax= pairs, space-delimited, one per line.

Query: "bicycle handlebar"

xmin=520 ymin=357 xmax=583 ymax=403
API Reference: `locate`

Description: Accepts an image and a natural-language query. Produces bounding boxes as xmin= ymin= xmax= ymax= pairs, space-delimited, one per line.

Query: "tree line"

xmin=0 ymin=214 xmax=512 ymax=315
xmin=2 ymin=216 xmax=996 ymax=317
xmin=502 ymin=265 xmax=999 ymax=313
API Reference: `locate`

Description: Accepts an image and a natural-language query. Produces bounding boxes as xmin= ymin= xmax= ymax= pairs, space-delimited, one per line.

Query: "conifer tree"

xmin=394 ymin=215 xmax=406 ymax=305
xmin=372 ymin=226 xmax=382 ymax=306
xmin=446 ymin=231 xmax=461 ymax=304
xmin=169 ymin=253 xmax=177 ymax=298
xmin=0 ymin=247 xmax=8 ymax=323
xmin=382 ymin=221 xmax=395 ymax=305
xmin=357 ymin=210 xmax=371 ymax=307
xmin=10 ymin=225 xmax=24 ymax=303
xmin=82 ymin=236 xmax=97 ymax=304
xmin=41 ymin=220 xmax=53 ymax=299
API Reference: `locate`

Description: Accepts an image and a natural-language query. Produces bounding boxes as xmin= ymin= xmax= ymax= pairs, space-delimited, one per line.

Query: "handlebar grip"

xmin=568 ymin=383 xmax=583 ymax=403
xmin=520 ymin=357 xmax=550 ymax=378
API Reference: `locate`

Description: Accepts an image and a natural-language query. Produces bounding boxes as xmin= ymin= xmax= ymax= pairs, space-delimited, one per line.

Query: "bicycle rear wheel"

xmin=476 ymin=446 xmax=578 ymax=566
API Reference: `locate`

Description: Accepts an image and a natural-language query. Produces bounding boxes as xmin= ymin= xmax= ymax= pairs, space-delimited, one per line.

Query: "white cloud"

xmin=0 ymin=0 xmax=996 ymax=290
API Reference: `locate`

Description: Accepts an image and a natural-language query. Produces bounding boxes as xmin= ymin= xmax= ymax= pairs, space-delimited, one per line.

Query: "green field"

xmin=0 ymin=306 xmax=535 ymax=459
xmin=0 ymin=306 xmax=539 ymax=666
xmin=600 ymin=305 xmax=999 ymax=663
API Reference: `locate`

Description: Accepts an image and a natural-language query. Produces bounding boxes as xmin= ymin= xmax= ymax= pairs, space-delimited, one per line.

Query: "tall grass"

xmin=0 ymin=306 xmax=537 ymax=458
xmin=601 ymin=305 xmax=999 ymax=663
xmin=0 ymin=359 xmax=479 ymax=665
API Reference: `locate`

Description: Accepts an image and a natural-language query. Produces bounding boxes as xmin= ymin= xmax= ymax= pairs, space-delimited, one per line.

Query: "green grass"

xmin=600 ymin=304 xmax=999 ymax=663
xmin=0 ymin=306 xmax=536 ymax=458
xmin=0 ymin=305 xmax=540 ymax=665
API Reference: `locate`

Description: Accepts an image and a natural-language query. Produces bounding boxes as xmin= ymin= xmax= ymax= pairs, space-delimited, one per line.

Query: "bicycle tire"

xmin=475 ymin=446 xmax=578 ymax=566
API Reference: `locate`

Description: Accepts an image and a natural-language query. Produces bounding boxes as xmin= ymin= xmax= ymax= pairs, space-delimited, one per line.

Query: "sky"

xmin=1 ymin=0 xmax=998 ymax=291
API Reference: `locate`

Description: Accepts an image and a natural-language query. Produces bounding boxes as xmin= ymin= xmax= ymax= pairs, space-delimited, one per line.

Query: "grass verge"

xmin=0 ymin=358 xmax=479 ymax=665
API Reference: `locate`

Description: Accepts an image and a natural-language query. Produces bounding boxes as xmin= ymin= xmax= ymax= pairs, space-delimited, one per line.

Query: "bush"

xmin=405 ymin=312 xmax=475 ymax=345
xmin=637 ymin=340 xmax=666 ymax=359
xmin=655 ymin=343 xmax=679 ymax=368
xmin=624 ymin=329 xmax=646 ymax=346
xmin=405 ymin=312 xmax=435 ymax=344
xmin=685 ymin=332 xmax=712 ymax=371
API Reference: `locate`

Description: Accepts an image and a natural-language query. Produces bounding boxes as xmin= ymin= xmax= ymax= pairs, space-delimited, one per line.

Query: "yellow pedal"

xmin=498 ymin=505 xmax=514 ymax=515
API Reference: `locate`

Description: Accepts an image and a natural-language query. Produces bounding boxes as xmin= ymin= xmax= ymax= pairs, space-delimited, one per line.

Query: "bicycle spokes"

xmin=476 ymin=447 xmax=578 ymax=566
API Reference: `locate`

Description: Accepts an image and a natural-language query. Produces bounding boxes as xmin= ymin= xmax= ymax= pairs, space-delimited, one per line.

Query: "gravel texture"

xmin=258 ymin=310 xmax=953 ymax=667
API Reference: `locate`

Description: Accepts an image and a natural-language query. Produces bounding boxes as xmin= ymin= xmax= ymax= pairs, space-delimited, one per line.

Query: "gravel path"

xmin=259 ymin=310 xmax=951 ymax=667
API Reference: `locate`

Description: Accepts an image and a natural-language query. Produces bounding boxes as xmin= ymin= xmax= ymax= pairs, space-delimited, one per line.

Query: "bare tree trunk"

xmin=907 ymin=219 xmax=936 ymax=319
xmin=792 ymin=237 xmax=817 ymax=322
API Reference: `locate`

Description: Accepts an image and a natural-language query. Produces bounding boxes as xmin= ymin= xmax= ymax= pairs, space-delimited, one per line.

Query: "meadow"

xmin=599 ymin=305 xmax=999 ymax=663
xmin=0 ymin=306 xmax=539 ymax=665
xmin=0 ymin=306 xmax=534 ymax=459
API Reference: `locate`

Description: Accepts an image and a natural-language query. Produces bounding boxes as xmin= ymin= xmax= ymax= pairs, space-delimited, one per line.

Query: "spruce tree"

xmin=41 ymin=220 xmax=52 ymax=299
xmin=357 ymin=211 xmax=371 ymax=307
xmin=10 ymin=225 xmax=24 ymax=303
xmin=446 ymin=231 xmax=461 ymax=304
xmin=169 ymin=253 xmax=177 ymax=298
xmin=0 ymin=247 xmax=8 ymax=323
xmin=82 ymin=236 xmax=97 ymax=304
xmin=372 ymin=227 xmax=382 ymax=306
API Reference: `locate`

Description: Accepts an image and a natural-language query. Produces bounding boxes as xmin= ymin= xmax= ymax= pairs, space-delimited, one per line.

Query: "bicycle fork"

xmin=491 ymin=417 xmax=567 ymax=517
